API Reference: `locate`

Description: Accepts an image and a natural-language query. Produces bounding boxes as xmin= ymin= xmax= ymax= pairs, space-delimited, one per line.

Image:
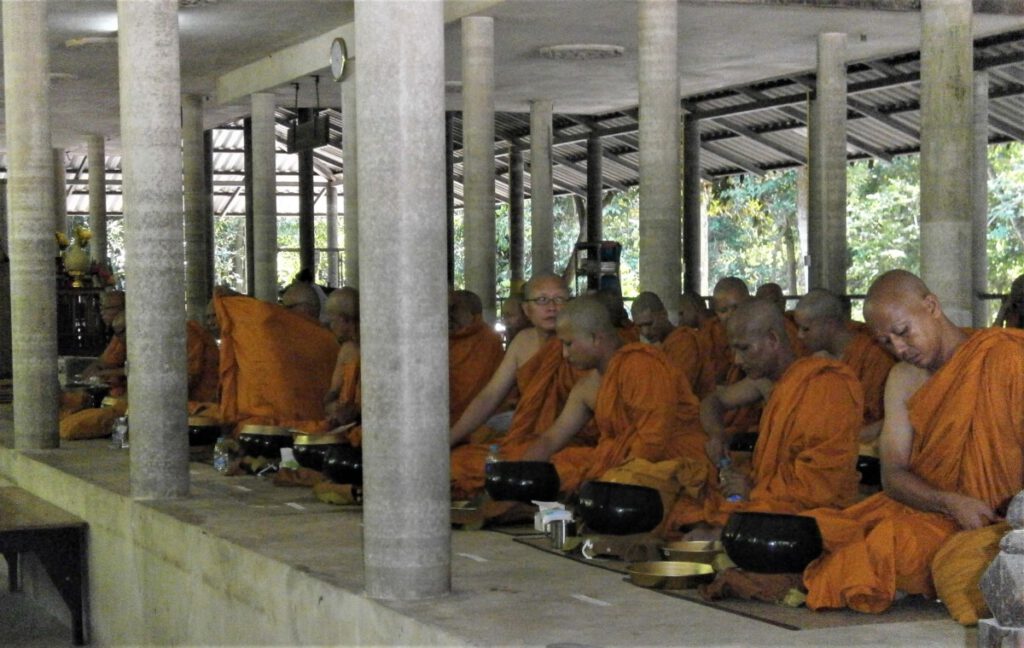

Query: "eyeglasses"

xmin=524 ymin=296 xmax=569 ymax=306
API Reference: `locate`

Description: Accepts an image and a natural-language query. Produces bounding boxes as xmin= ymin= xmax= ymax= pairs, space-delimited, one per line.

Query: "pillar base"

xmin=978 ymin=618 xmax=1024 ymax=648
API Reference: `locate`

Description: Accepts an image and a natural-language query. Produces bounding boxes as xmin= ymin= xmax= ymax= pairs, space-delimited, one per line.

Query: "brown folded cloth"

xmin=582 ymin=533 xmax=664 ymax=562
xmin=273 ymin=467 xmax=326 ymax=488
xmin=699 ymin=568 xmax=805 ymax=605
xmin=312 ymin=482 xmax=361 ymax=506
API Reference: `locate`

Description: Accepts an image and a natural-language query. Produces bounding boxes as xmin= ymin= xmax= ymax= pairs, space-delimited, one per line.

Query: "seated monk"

xmin=215 ymin=292 xmax=338 ymax=433
xmin=794 ymin=289 xmax=895 ymax=451
xmin=632 ymin=291 xmax=713 ymax=398
xmin=679 ymin=292 xmax=711 ymax=330
xmin=450 ymin=274 xmax=590 ymax=498
xmin=499 ymin=294 xmax=530 ymax=346
xmin=449 ymin=290 xmax=504 ymax=424
xmin=323 ymin=287 xmax=361 ymax=429
xmin=757 ymin=281 xmax=807 ymax=356
xmin=594 ymin=287 xmax=639 ymax=343
xmin=519 ymin=296 xmax=709 ymax=496
xmin=280 ymin=281 xmax=322 ymax=323
xmin=802 ymin=270 xmax=1024 ymax=617
xmin=678 ymin=298 xmax=863 ymax=539
xmin=186 ymin=318 xmax=220 ymax=404
xmin=75 ymin=290 xmax=126 ymax=389
xmin=701 ymin=277 xmax=751 ymax=387
xmin=82 ymin=311 xmax=127 ymax=396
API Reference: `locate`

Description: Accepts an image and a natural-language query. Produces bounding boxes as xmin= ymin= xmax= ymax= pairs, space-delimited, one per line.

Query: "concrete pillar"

xmin=638 ymin=0 xmax=680 ymax=318
xmin=3 ymin=0 xmax=59 ymax=449
xmin=808 ymin=32 xmax=848 ymax=295
xmin=586 ymin=134 xmax=603 ymax=246
xmin=462 ymin=16 xmax=496 ymax=319
xmin=204 ymin=131 xmax=216 ymax=289
xmin=920 ymin=0 xmax=973 ymax=326
xmin=183 ymin=93 xmax=210 ymax=322
xmin=52 ymin=149 xmax=67 ymax=235
xmin=342 ymin=69 xmax=359 ymax=288
xmin=0 ymin=179 xmax=9 ymax=379
xmin=243 ymin=117 xmax=256 ymax=295
xmin=509 ymin=146 xmax=525 ymax=284
xmin=796 ymin=167 xmax=810 ymax=293
xmin=972 ymin=71 xmax=989 ymax=327
xmin=251 ymin=92 xmax=278 ymax=302
xmin=116 ymin=0 xmax=188 ymax=498
xmin=297 ymin=108 xmax=316 ymax=275
xmin=445 ymin=112 xmax=456 ymax=286
xmin=326 ymin=179 xmax=339 ymax=287
xmin=683 ymin=115 xmax=702 ymax=296
xmin=355 ymin=0 xmax=450 ymax=600
xmin=530 ymin=100 xmax=554 ymax=276
xmin=87 ymin=135 xmax=108 ymax=265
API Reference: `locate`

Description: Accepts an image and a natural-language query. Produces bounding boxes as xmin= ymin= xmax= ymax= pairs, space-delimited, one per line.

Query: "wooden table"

xmin=0 ymin=487 xmax=88 ymax=645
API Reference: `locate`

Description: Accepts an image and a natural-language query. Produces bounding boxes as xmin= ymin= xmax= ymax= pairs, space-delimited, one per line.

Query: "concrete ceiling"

xmin=4 ymin=0 xmax=1024 ymax=156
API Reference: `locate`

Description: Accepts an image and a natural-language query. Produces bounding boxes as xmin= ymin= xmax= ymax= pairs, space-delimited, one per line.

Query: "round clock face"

xmin=330 ymin=37 xmax=348 ymax=82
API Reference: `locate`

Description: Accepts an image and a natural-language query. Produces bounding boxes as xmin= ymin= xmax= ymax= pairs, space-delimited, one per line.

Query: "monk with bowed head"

xmin=632 ymin=291 xmax=712 ymax=398
xmin=448 ymin=290 xmax=504 ymax=425
xmin=802 ymin=270 xmax=1024 ymax=621
xmin=323 ymin=287 xmax=361 ymax=432
xmin=280 ymin=281 xmax=321 ymax=323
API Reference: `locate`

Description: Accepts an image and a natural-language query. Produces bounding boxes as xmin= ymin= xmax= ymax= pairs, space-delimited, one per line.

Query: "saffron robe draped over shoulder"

xmin=803 ymin=329 xmax=1024 ymax=615
xmin=449 ymin=319 xmax=504 ymax=424
xmin=186 ymin=319 xmax=220 ymax=404
xmin=450 ymin=336 xmax=590 ymax=498
xmin=551 ymin=343 xmax=708 ymax=494
xmin=216 ymin=294 xmax=339 ymax=433
xmin=661 ymin=326 xmax=715 ymax=399
xmin=841 ymin=332 xmax=895 ymax=430
xmin=688 ymin=356 xmax=863 ymax=528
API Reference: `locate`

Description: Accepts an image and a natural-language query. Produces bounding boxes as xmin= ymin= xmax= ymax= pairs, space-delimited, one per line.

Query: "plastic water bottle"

xmin=484 ymin=444 xmax=501 ymax=475
xmin=718 ymin=456 xmax=744 ymax=503
xmin=213 ymin=436 xmax=231 ymax=474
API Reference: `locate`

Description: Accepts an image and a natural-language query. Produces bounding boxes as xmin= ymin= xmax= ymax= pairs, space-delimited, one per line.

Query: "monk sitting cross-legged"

xmin=449 ymin=274 xmax=590 ymax=498
xmin=794 ymin=288 xmax=895 ymax=451
xmin=322 ymin=287 xmax=361 ymax=434
xmin=448 ymin=290 xmax=504 ymax=424
xmin=632 ymin=291 xmax=713 ymax=399
xmin=802 ymin=270 xmax=1024 ymax=619
xmin=519 ymin=296 xmax=709 ymax=497
xmin=675 ymin=298 xmax=864 ymax=539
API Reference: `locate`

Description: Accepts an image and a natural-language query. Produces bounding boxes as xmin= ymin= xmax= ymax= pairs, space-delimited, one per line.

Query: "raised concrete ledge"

xmin=0 ymin=434 xmax=973 ymax=646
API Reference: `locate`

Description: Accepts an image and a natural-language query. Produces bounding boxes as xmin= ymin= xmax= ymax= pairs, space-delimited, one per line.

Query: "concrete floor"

xmin=0 ymin=405 xmax=977 ymax=646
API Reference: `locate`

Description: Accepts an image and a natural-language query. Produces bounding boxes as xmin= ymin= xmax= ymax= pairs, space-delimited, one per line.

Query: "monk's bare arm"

xmin=449 ymin=332 xmax=529 ymax=445
xmin=880 ymin=363 xmax=997 ymax=530
xmin=701 ymin=378 xmax=771 ymax=463
xmin=519 ymin=373 xmax=597 ymax=461
xmin=323 ymin=343 xmax=358 ymax=408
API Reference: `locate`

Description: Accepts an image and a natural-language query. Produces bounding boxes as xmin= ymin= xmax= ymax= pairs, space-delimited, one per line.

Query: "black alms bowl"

xmin=857 ymin=455 xmax=881 ymax=486
xmin=576 ymin=481 xmax=663 ymax=535
xmin=322 ymin=444 xmax=363 ymax=486
xmin=721 ymin=511 xmax=824 ymax=573
xmin=484 ymin=461 xmax=560 ymax=503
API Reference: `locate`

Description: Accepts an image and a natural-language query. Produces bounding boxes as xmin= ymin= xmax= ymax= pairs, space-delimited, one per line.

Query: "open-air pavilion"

xmin=1 ymin=0 xmax=1024 ymax=645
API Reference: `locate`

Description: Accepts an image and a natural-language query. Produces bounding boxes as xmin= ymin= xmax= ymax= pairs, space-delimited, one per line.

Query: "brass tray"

xmin=661 ymin=540 xmax=724 ymax=564
xmin=627 ymin=561 xmax=715 ymax=589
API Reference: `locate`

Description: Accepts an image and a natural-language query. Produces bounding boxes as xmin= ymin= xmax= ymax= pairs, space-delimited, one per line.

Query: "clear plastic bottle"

xmin=484 ymin=444 xmax=502 ymax=474
xmin=213 ymin=435 xmax=231 ymax=474
xmin=718 ymin=456 xmax=745 ymax=502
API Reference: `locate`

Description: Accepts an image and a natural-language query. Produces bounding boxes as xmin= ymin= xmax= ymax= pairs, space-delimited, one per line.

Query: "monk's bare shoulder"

xmin=573 ymin=370 xmax=601 ymax=410
xmin=507 ymin=327 xmax=546 ymax=367
xmin=886 ymin=361 xmax=930 ymax=402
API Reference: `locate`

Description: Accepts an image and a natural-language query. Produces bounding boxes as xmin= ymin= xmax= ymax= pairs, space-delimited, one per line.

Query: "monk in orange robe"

xmin=631 ymin=291 xmax=714 ymax=398
xmin=520 ymin=296 xmax=709 ymax=495
xmin=186 ymin=319 xmax=219 ymax=403
xmin=802 ymin=270 xmax=1024 ymax=615
xmin=323 ymin=287 xmax=360 ymax=420
xmin=678 ymin=292 xmax=712 ymax=330
xmin=448 ymin=290 xmax=504 ymax=424
xmin=794 ymin=288 xmax=896 ymax=450
xmin=450 ymin=274 xmax=587 ymax=498
xmin=677 ymin=298 xmax=863 ymax=537
xmin=215 ymin=293 xmax=338 ymax=433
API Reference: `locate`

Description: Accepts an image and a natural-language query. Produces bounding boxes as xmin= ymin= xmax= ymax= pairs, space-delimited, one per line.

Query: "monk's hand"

xmin=328 ymin=402 xmax=359 ymax=427
xmin=941 ymin=492 xmax=997 ymax=530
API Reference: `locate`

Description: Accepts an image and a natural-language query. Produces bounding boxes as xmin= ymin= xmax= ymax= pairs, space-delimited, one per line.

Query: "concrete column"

xmin=117 ymin=0 xmax=188 ymax=498
xmin=530 ymin=99 xmax=554 ymax=276
xmin=445 ymin=112 xmax=456 ymax=286
xmin=355 ymin=0 xmax=450 ymax=600
xmin=462 ymin=16 xmax=496 ymax=319
xmin=204 ymin=131 xmax=215 ymax=289
xmin=342 ymin=69 xmax=359 ymax=288
xmin=297 ymin=108 xmax=316 ymax=275
xmin=509 ymin=146 xmax=525 ymax=284
xmin=251 ymin=92 xmax=278 ymax=302
xmin=183 ymin=93 xmax=210 ymax=322
xmin=53 ymin=149 xmax=67 ymax=235
xmin=87 ymin=135 xmax=108 ymax=265
xmin=243 ymin=117 xmax=256 ymax=295
xmin=796 ymin=167 xmax=810 ymax=293
xmin=586 ymin=134 xmax=603 ymax=246
xmin=683 ymin=115 xmax=702 ymax=296
xmin=3 ymin=0 xmax=58 ymax=449
xmin=326 ymin=179 xmax=339 ymax=286
xmin=920 ymin=0 xmax=973 ymax=325
xmin=808 ymin=32 xmax=848 ymax=295
xmin=972 ymin=71 xmax=989 ymax=327
xmin=638 ymin=0 xmax=681 ymax=318
xmin=0 ymin=179 xmax=9 ymax=379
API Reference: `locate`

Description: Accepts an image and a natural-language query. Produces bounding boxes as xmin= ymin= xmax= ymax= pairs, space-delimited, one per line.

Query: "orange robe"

xmin=693 ymin=356 xmax=863 ymax=528
xmin=841 ymin=332 xmax=895 ymax=431
xmin=661 ymin=325 xmax=715 ymax=399
xmin=450 ymin=336 xmax=589 ymax=498
xmin=186 ymin=320 xmax=220 ymax=404
xmin=449 ymin=318 xmax=504 ymax=424
xmin=334 ymin=358 xmax=363 ymax=446
xmin=699 ymin=317 xmax=733 ymax=387
xmin=98 ymin=335 xmax=127 ymax=396
xmin=215 ymin=294 xmax=339 ymax=433
xmin=803 ymin=329 xmax=1024 ymax=614
xmin=551 ymin=343 xmax=708 ymax=494
xmin=617 ymin=321 xmax=640 ymax=344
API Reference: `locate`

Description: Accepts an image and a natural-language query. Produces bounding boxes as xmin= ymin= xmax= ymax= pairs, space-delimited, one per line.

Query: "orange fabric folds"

xmin=216 ymin=294 xmax=339 ymax=431
xmin=186 ymin=320 xmax=220 ymax=403
xmin=842 ymin=332 xmax=895 ymax=427
xmin=661 ymin=326 xmax=715 ymax=399
xmin=449 ymin=320 xmax=504 ymax=423
xmin=804 ymin=329 xmax=1024 ymax=615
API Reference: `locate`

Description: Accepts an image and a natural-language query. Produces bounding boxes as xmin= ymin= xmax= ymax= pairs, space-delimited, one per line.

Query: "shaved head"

xmin=726 ymin=298 xmax=791 ymax=379
xmin=756 ymin=283 xmax=786 ymax=313
xmin=325 ymin=287 xmax=359 ymax=342
xmin=522 ymin=273 xmax=571 ymax=332
xmin=631 ymin=291 xmax=674 ymax=343
xmin=631 ymin=292 xmax=666 ymax=319
xmin=523 ymin=273 xmax=568 ymax=300
xmin=282 ymin=282 xmax=321 ymax=321
xmin=595 ymin=288 xmax=629 ymax=327
xmin=727 ymin=298 xmax=788 ymax=343
xmin=795 ymin=289 xmax=845 ymax=324
xmin=678 ymin=293 xmax=708 ymax=329
xmin=453 ymin=290 xmax=483 ymax=316
xmin=449 ymin=290 xmax=482 ymax=332
xmin=712 ymin=277 xmax=751 ymax=324
xmin=556 ymin=295 xmax=620 ymax=370
xmin=865 ymin=269 xmax=930 ymax=307
xmin=557 ymin=295 xmax=616 ymax=337
xmin=794 ymin=289 xmax=847 ymax=354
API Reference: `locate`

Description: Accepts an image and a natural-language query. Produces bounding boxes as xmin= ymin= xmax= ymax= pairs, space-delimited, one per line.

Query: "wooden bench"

xmin=0 ymin=487 xmax=88 ymax=645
